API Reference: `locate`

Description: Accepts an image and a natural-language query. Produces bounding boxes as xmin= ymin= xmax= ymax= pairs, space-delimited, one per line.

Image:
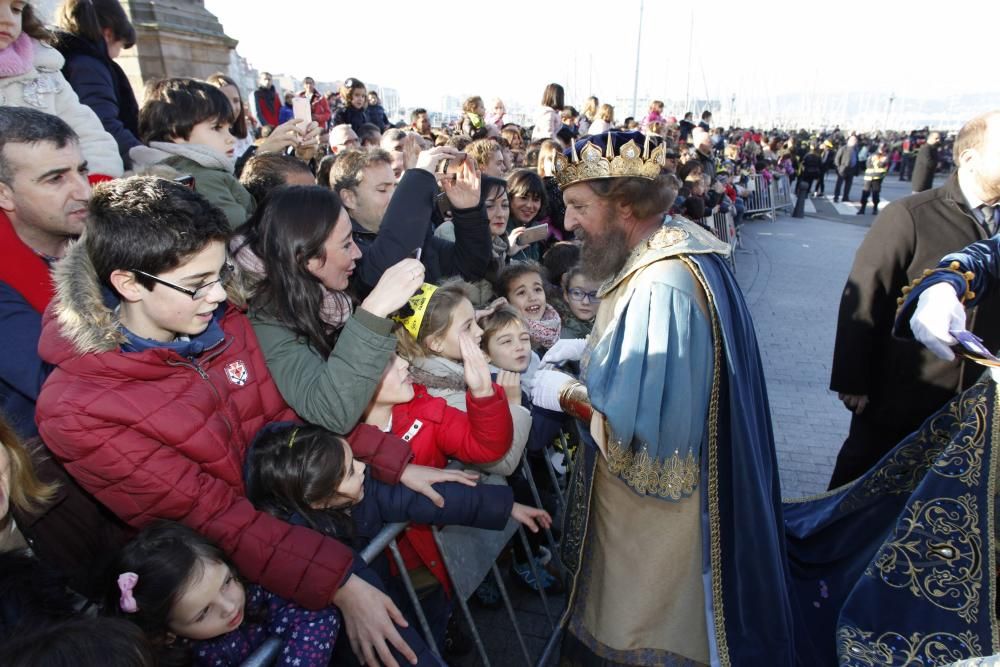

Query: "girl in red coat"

xmin=361 ymin=347 xmax=514 ymax=592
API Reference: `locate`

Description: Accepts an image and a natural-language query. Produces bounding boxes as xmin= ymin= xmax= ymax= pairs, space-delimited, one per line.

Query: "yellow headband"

xmin=393 ymin=283 xmax=438 ymax=338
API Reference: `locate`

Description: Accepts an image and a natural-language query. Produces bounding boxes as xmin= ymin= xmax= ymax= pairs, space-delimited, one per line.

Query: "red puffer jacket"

xmin=390 ymin=383 xmax=513 ymax=589
xmin=35 ymin=243 xmax=413 ymax=610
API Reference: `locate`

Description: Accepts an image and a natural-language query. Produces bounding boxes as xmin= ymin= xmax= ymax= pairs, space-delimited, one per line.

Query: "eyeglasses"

xmin=567 ymin=287 xmax=601 ymax=304
xmin=132 ymin=263 xmax=234 ymax=300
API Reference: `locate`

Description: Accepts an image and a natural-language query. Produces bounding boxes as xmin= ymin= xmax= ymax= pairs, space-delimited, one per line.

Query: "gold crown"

xmin=393 ymin=283 xmax=438 ymax=338
xmin=554 ymin=132 xmax=667 ymax=188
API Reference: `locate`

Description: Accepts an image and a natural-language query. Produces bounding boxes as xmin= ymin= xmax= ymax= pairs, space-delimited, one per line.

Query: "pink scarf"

xmin=0 ymin=34 xmax=34 ymax=78
xmin=231 ymin=238 xmax=352 ymax=331
xmin=526 ymin=304 xmax=561 ymax=350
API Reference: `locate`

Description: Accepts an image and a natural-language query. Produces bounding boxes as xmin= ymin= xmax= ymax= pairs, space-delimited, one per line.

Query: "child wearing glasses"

xmin=556 ymin=265 xmax=601 ymax=339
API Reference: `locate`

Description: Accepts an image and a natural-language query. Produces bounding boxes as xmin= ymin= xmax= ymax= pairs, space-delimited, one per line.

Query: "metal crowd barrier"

xmin=700 ymin=210 xmax=739 ymax=272
xmin=241 ymin=442 xmax=573 ymax=667
xmin=742 ymin=173 xmax=794 ymax=220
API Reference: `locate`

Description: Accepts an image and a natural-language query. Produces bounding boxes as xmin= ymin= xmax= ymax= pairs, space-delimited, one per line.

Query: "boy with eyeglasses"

xmin=35 ymin=176 xmax=466 ymax=665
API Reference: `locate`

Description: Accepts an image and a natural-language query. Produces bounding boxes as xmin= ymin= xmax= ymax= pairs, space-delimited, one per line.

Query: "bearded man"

xmin=532 ymin=131 xmax=797 ymax=666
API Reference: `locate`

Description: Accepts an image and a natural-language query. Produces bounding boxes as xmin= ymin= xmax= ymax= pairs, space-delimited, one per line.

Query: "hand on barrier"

xmin=399 ymin=465 xmax=479 ymax=508
xmin=511 ymin=503 xmax=553 ymax=533
xmin=531 ymin=369 xmax=575 ymax=412
xmin=540 ymin=338 xmax=587 ymax=366
xmin=910 ymin=282 xmax=965 ymax=361
xmin=334 ymin=574 xmax=417 ymax=667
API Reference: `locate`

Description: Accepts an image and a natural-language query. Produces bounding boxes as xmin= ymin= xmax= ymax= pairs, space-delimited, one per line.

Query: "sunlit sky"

xmin=205 ymin=0 xmax=996 ymax=116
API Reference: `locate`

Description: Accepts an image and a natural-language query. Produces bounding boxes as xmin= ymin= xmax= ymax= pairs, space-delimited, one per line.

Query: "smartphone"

xmin=410 ymin=248 xmax=422 ymax=261
xmin=516 ymin=223 xmax=549 ymax=245
xmin=292 ymin=97 xmax=311 ymax=123
xmin=174 ymin=174 xmax=195 ymax=189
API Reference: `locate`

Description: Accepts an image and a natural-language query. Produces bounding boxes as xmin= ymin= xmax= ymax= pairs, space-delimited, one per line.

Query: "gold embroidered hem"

xmin=568 ymin=457 xmax=710 ymax=665
xmin=605 ymin=436 xmax=699 ymax=500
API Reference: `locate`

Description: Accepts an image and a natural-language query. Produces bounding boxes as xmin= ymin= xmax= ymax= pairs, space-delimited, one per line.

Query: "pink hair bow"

xmin=117 ymin=572 xmax=140 ymax=613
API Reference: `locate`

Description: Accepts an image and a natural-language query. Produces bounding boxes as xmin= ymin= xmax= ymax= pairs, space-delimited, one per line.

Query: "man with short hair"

xmin=331 ymin=147 xmax=492 ymax=293
xmin=832 ymin=135 xmax=858 ymax=203
xmin=328 ymin=124 xmax=359 ymax=154
xmin=410 ymin=108 xmax=435 ymax=142
xmin=0 ymin=107 xmax=91 ymax=437
xmin=829 ymin=110 xmax=1000 ymax=488
xmin=253 ymin=72 xmax=282 ymax=131
xmin=239 ymin=152 xmax=316 ymax=204
xmin=531 ymin=131 xmax=795 ymax=665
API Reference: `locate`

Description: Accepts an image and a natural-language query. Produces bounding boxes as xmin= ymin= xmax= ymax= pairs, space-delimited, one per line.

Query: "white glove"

xmin=910 ymin=282 xmax=966 ymax=361
xmin=540 ymin=338 xmax=588 ymax=366
xmin=531 ymin=369 xmax=575 ymax=412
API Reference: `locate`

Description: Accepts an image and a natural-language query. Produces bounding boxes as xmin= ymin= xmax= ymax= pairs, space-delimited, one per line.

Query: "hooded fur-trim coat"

xmin=34 ymin=242 xmax=411 ymax=609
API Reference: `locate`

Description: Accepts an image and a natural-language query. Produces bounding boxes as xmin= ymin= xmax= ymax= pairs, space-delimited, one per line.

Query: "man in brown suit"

xmin=828 ymin=111 xmax=1000 ymax=488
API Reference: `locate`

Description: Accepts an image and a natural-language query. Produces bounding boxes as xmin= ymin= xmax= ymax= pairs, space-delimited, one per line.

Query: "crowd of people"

xmin=0 ymin=0 xmax=995 ymax=666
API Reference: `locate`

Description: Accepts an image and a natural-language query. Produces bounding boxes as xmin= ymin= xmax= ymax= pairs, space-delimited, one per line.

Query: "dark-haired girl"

xmin=104 ymin=521 xmax=339 ymax=667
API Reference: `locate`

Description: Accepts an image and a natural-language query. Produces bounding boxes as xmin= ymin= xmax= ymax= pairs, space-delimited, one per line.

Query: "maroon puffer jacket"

xmin=35 ymin=243 xmax=412 ymax=609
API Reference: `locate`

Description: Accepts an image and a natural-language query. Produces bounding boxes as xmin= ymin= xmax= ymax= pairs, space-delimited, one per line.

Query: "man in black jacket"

xmin=330 ymin=146 xmax=492 ymax=296
xmin=828 ymin=111 xmax=1000 ymax=488
xmin=832 ymin=136 xmax=858 ymax=203
xmin=911 ymin=132 xmax=941 ymax=193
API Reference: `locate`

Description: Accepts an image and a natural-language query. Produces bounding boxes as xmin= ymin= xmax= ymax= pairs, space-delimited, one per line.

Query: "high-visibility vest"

xmin=864 ymin=154 xmax=889 ymax=181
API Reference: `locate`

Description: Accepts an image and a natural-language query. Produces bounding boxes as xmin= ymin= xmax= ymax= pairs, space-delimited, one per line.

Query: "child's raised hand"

xmin=511 ymin=503 xmax=553 ymax=533
xmin=459 ymin=334 xmax=494 ymax=398
xmin=497 ymin=370 xmax=522 ymax=406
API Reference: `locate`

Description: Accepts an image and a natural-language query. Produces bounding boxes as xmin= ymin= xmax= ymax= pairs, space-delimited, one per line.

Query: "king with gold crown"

xmin=532 ymin=130 xmax=799 ymax=666
xmin=534 ymin=132 xmax=1000 ymax=666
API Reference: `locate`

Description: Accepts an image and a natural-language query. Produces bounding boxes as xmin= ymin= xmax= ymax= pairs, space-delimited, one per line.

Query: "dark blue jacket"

xmin=54 ymin=32 xmax=141 ymax=167
xmin=349 ymin=169 xmax=492 ymax=296
xmin=0 ymin=281 xmax=49 ymax=439
xmin=332 ymin=106 xmax=373 ymax=134
xmin=367 ymin=104 xmax=391 ymax=131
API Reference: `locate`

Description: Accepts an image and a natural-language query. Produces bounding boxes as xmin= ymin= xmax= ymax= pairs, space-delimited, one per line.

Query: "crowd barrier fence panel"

xmin=699 ymin=210 xmax=738 ymax=272
xmin=772 ymin=174 xmax=794 ymax=211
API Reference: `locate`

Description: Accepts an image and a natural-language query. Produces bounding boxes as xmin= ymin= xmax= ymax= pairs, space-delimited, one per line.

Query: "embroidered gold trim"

xmin=837 ymin=626 xmax=983 ymax=666
xmin=679 ymin=255 xmax=729 ymax=666
xmin=605 ymin=438 xmax=699 ymax=500
xmin=866 ymin=493 xmax=982 ymax=623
